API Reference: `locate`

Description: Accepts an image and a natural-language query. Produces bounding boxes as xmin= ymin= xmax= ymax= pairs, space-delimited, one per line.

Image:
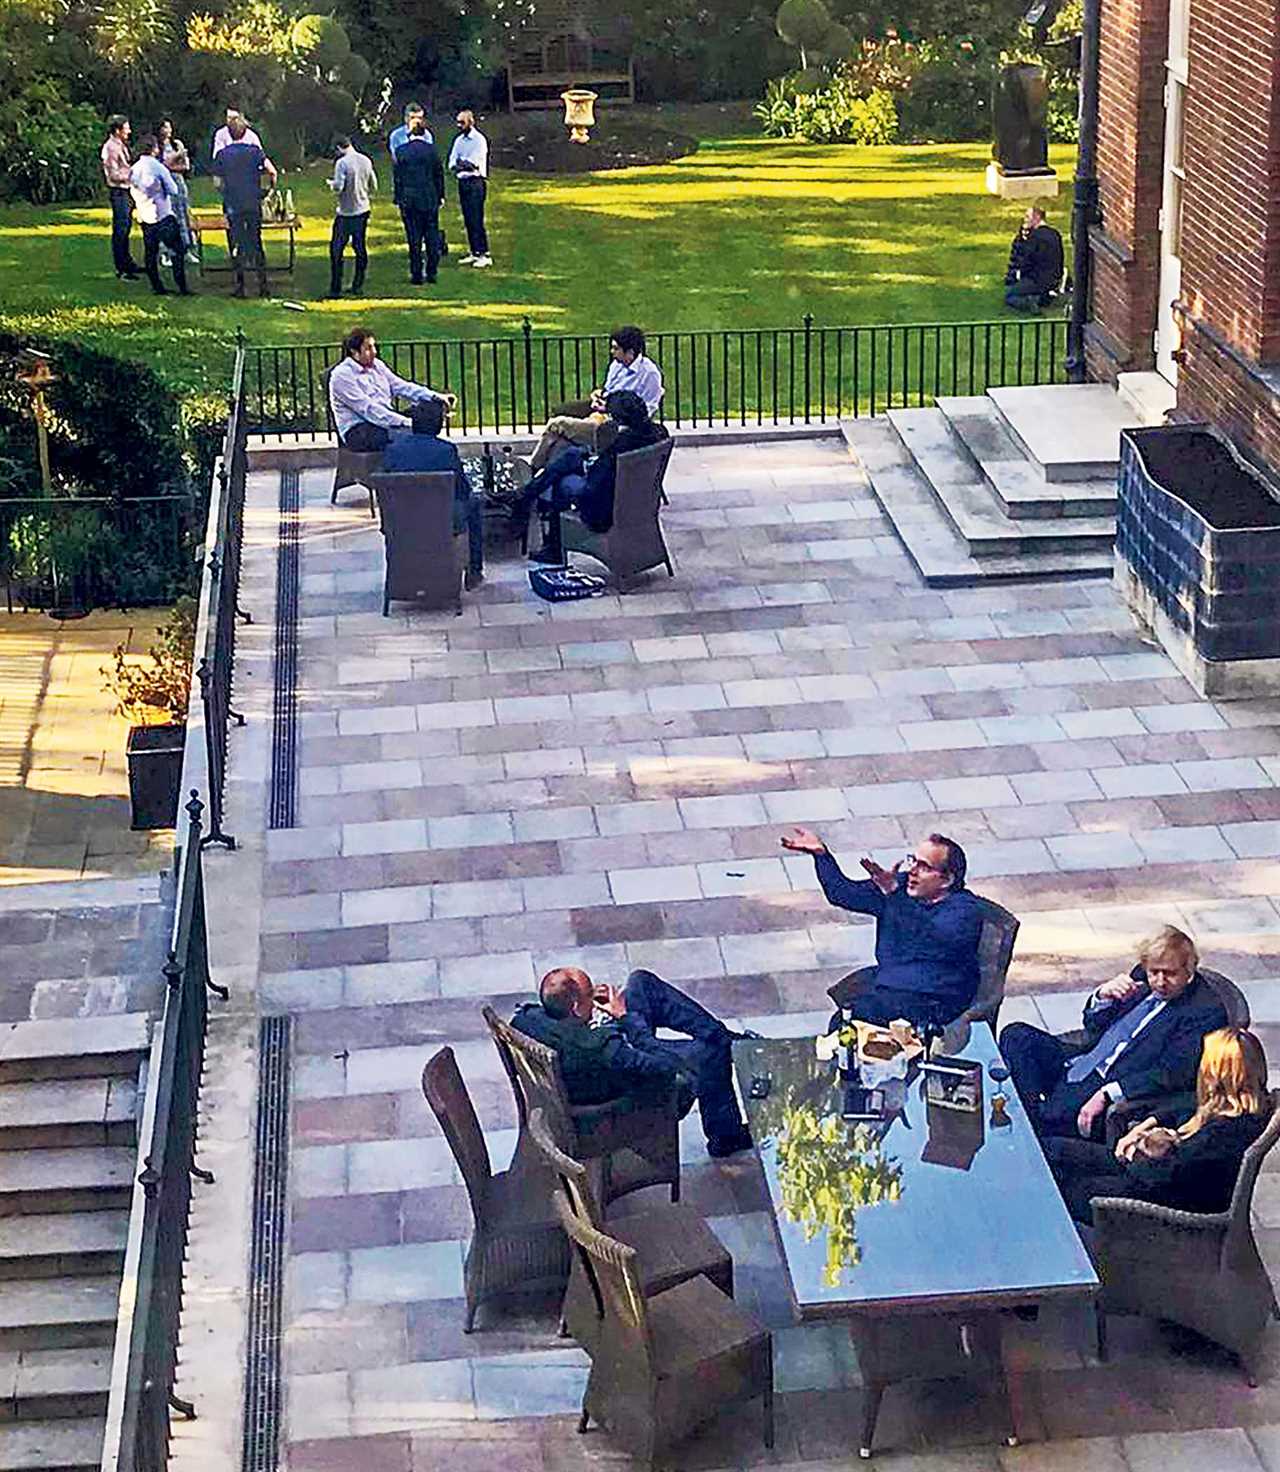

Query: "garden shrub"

xmin=0 ymin=80 xmax=102 ymax=204
xmin=0 ymin=333 xmax=206 ymax=610
xmin=756 ymin=69 xmax=898 ymax=144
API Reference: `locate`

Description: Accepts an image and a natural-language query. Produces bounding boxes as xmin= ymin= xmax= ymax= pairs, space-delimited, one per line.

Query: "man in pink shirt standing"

xmin=101 ymin=115 xmax=140 ymax=281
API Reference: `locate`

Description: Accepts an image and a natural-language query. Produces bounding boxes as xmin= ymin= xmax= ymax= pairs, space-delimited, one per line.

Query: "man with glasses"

xmin=781 ymin=828 xmax=983 ymax=1028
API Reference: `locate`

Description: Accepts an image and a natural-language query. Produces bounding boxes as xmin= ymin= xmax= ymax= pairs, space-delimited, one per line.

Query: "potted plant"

xmin=103 ymin=597 xmax=196 ymax=829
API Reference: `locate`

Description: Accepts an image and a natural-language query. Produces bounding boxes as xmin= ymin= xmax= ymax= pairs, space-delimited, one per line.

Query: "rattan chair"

xmin=528 ymin=1107 xmax=732 ymax=1354
xmin=827 ymin=894 xmax=1019 ymax=1030
xmin=421 ymin=1048 xmax=570 ymax=1331
xmin=369 ymin=471 xmax=464 ymax=616
xmin=323 ymin=368 xmax=381 ymax=516
xmin=1092 ymin=1089 xmax=1280 ymax=1384
xmin=481 ymin=1005 xmax=681 ymax=1206
xmin=558 ymin=1198 xmax=772 ymax=1468
xmin=560 ymin=439 xmax=675 ymax=588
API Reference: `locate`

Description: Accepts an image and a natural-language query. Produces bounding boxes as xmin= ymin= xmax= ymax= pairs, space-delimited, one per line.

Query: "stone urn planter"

xmin=1115 ymin=424 xmax=1280 ymax=696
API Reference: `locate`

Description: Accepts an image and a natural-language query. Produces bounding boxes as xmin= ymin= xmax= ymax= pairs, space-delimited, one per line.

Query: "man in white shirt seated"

xmin=212 ymin=107 xmax=261 ymax=158
xmin=129 ymin=135 xmax=191 ymax=296
xmin=526 ymin=324 xmax=665 ymax=472
xmin=328 ymin=327 xmax=456 ymax=452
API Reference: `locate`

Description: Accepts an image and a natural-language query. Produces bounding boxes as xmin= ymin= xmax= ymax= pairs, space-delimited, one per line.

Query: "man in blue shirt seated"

xmin=781 ymin=827 xmax=984 ymax=1028
xmin=381 ymin=398 xmax=484 ymax=589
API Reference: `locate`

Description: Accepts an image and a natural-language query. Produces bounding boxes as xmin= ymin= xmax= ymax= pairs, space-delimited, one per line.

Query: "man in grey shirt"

xmin=327 ymin=134 xmax=377 ymax=297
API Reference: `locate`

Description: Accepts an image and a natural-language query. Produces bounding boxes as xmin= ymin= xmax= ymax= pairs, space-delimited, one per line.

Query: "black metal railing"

xmin=102 ymin=793 xmax=229 ymax=1472
xmin=0 ymin=491 xmax=195 ymax=614
xmin=196 ymin=344 xmax=250 ymax=850
xmin=243 ymin=315 xmax=1070 ymax=441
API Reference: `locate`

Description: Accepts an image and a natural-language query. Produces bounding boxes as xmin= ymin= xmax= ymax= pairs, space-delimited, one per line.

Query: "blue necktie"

xmin=1065 ymin=993 xmax=1162 ymax=1084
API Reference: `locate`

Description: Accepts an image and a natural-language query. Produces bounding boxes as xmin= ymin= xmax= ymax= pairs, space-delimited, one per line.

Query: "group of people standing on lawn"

xmin=100 ymin=102 xmax=491 ymax=299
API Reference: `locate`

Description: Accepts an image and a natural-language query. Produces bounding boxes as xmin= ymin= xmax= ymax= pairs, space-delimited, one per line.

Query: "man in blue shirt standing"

xmin=388 ymin=102 xmax=431 ymax=158
xmin=781 ymin=828 xmax=983 ymax=1027
xmin=211 ymin=116 xmax=277 ymax=298
xmin=381 ymin=398 xmax=484 ymax=589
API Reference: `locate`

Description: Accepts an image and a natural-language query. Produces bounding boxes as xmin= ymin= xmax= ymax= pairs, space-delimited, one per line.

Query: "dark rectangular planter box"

xmin=1115 ymin=424 xmax=1280 ymax=696
xmin=126 ymin=723 xmax=185 ymax=830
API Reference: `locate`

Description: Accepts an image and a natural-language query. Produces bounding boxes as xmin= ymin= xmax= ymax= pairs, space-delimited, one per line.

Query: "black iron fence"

xmin=196 ymin=347 xmax=249 ymax=850
xmin=0 ymin=491 xmax=195 ymax=614
xmin=244 ymin=315 xmax=1069 ymax=441
xmin=102 ymin=793 xmax=229 ymax=1472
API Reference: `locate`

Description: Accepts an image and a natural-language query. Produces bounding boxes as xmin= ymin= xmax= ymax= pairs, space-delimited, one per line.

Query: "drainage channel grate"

xmin=269 ymin=468 xmax=300 ymax=829
xmin=242 ymin=1014 xmax=292 ymax=1472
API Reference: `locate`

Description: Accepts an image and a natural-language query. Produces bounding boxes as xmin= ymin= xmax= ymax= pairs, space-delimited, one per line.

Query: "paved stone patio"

xmin=217 ymin=436 xmax=1280 ymax=1472
xmin=0 ymin=609 xmax=174 ymax=884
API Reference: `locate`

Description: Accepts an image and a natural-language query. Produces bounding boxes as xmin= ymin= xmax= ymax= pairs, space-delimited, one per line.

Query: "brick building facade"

xmin=1087 ymin=0 xmax=1280 ymax=468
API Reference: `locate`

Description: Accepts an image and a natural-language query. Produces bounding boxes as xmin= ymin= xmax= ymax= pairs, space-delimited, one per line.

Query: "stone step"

xmin=885 ymin=408 xmax=1115 ymax=557
xmin=987 ymin=383 xmax=1145 ymax=482
xmin=0 ymin=1080 xmax=137 ymax=1152
xmin=0 ymin=1349 xmax=112 ymax=1421
xmin=0 ymin=1214 xmax=129 ymax=1281
xmin=0 ymin=1279 xmax=119 ymax=1352
xmin=934 ymin=396 xmax=1117 ymax=519
xmin=841 ymin=418 xmax=1111 ymax=588
xmin=0 ymin=1015 xmax=149 ymax=1086
xmin=0 ymin=1150 xmax=135 ymax=1218
xmin=0 ymin=1419 xmax=103 ymax=1472
xmin=1117 ymin=369 xmax=1177 ymax=425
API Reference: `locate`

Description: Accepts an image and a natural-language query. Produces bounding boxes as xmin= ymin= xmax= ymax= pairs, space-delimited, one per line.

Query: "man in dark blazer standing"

xmin=1000 ymin=926 xmax=1226 ymax=1141
xmin=393 ymin=113 xmax=445 ymax=286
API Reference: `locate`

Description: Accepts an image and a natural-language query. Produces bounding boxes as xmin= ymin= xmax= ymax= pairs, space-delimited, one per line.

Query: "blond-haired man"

xmin=999 ymin=926 xmax=1228 ymax=1140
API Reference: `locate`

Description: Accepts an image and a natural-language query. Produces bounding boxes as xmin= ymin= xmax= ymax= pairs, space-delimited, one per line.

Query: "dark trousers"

xmin=1005 ymin=278 xmax=1048 ymax=312
xmin=1000 ymin=1021 xmax=1105 ymax=1139
xmin=109 ymin=188 xmax=137 ymax=275
xmin=227 ymin=208 xmax=266 ymax=291
xmin=141 ymin=216 xmax=187 ymax=294
xmin=458 ymin=493 xmax=484 ymax=574
xmin=1042 ymin=1137 xmax=1131 ymax=1224
xmin=340 ymin=423 xmax=390 ymax=453
xmin=400 ymin=205 xmax=441 ymax=283
xmin=329 ymin=211 xmax=369 ymax=294
xmin=622 ymin=969 xmax=744 ymax=1144
xmin=458 ymin=176 xmax=489 ymax=256
xmin=827 ymin=966 xmax=966 ymax=1035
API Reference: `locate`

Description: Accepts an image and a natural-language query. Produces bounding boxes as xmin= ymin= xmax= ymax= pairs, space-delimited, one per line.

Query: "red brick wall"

xmin=1177 ymin=322 xmax=1280 ymax=467
xmin=1090 ymin=0 xmax=1169 ymax=373
xmin=1178 ymin=0 xmax=1280 ymax=364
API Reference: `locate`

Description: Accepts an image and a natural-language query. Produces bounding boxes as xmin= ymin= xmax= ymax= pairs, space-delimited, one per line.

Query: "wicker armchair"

xmin=481 ymin=1005 xmax=681 ymax=1206
xmin=1092 ymin=1090 xmax=1280 ymax=1383
xmin=827 ymin=894 xmax=1019 ymax=1029
xmin=421 ymin=1048 xmax=570 ymax=1331
xmin=556 ymin=1197 xmax=773 ymax=1469
xmin=369 ymin=471 xmax=465 ymax=616
xmin=560 ymin=439 xmax=675 ymax=588
xmin=528 ymin=1107 xmax=732 ymax=1354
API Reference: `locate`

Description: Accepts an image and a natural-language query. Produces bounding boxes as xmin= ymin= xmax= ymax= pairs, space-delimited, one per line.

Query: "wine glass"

xmin=988 ymin=1061 xmax=1011 ymax=1125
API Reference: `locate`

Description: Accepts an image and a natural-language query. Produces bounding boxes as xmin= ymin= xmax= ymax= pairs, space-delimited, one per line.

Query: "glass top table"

xmin=732 ymin=1023 xmax=1098 ymax=1319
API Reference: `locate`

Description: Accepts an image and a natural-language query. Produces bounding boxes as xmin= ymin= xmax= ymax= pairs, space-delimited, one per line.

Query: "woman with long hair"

xmin=1045 ymin=1027 xmax=1272 ymax=1224
xmin=157 ymin=117 xmax=196 ymax=262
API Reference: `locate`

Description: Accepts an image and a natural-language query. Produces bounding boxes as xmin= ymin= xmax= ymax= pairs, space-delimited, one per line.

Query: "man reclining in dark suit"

xmin=1000 ymin=925 xmax=1227 ymax=1141
xmin=511 ymin=966 xmax=754 ymax=1158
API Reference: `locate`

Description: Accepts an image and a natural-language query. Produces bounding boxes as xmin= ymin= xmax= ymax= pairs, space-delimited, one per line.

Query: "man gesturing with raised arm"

xmin=781 ymin=828 xmax=984 ymax=1028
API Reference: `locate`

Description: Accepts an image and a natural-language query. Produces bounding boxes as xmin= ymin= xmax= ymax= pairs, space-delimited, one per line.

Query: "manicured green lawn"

xmin=0 ymin=104 xmax=1075 ymax=399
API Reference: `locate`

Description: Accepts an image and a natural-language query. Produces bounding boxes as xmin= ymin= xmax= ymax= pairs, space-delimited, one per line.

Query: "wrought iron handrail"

xmin=101 ymin=793 xmax=229 ymax=1472
xmin=197 ymin=342 xmax=250 ymax=850
xmin=242 ymin=315 xmax=1069 ymax=441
